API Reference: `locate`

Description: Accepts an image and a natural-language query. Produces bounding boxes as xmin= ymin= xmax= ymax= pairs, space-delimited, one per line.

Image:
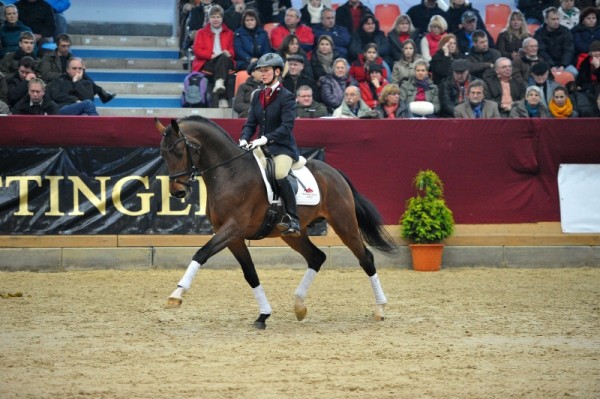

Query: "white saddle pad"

xmin=253 ymin=152 xmax=321 ymax=206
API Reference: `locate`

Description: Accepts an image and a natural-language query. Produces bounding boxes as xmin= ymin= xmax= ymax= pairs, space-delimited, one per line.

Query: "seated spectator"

xmin=512 ymin=37 xmax=547 ymax=86
xmin=332 ymin=84 xmax=380 ymax=118
xmin=564 ymin=79 xmax=594 ymax=115
xmin=282 ymin=54 xmax=318 ymax=101
xmin=528 ymin=61 xmax=560 ymax=105
xmin=270 ymin=8 xmax=315 ymax=55
xmin=359 ymin=63 xmax=388 ymax=108
xmin=349 ymin=42 xmax=388 ymax=83
xmin=0 ymin=4 xmax=33 ymax=58
xmin=466 ymin=30 xmax=501 ymax=80
xmin=548 ymin=85 xmax=578 ymax=117
xmin=234 ymin=9 xmax=271 ymax=72
xmin=0 ymin=71 xmax=8 ymax=113
xmin=534 ymin=7 xmax=578 ymax=77
xmin=572 ymin=7 xmax=600 ymax=67
xmin=439 ymin=58 xmax=474 ymax=117
xmin=45 ymin=0 xmax=70 ymax=37
xmin=334 ymin=0 xmax=373 ymax=34
xmin=391 ymin=39 xmax=424 ymax=85
xmin=233 ymin=61 xmax=260 ymax=117
xmin=278 ymin=34 xmax=313 ymax=79
xmin=445 ymin=0 xmax=485 ymax=34
xmin=192 ymin=5 xmax=235 ymax=108
xmin=255 ymin=0 xmax=290 ymax=24
xmin=518 ymin=0 xmax=554 ymax=25
xmin=399 ymin=59 xmax=440 ymax=115
xmin=509 ymin=85 xmax=550 ymax=117
xmin=38 ymin=33 xmax=116 ymax=103
xmin=311 ymin=35 xmax=339 ymax=79
xmin=0 ymin=31 xmax=37 ymax=75
xmin=575 ymin=40 xmax=600 ymax=98
xmin=430 ymin=33 xmax=463 ymax=84
xmin=375 ymin=83 xmax=410 ymax=118
xmin=388 ymin=14 xmax=421 ymax=63
xmin=12 ymin=77 xmax=59 ymax=115
xmin=311 ymin=7 xmax=351 ymax=60
xmin=420 ymin=15 xmax=448 ymax=62
xmin=319 ymin=57 xmax=358 ymax=112
xmin=483 ymin=57 xmax=526 ymax=117
xmin=300 ymin=0 xmax=323 ymax=27
xmin=455 ymin=11 xmax=495 ymax=56
xmin=589 ymin=90 xmax=600 ymax=116
xmin=6 ymin=55 xmax=36 ymax=109
xmin=454 ymin=79 xmax=500 ymax=118
xmin=14 ymin=0 xmax=55 ymax=45
xmin=406 ymin=0 xmax=447 ymax=36
xmin=349 ymin=14 xmax=391 ymax=65
xmin=496 ymin=10 xmax=530 ymax=60
xmin=558 ymin=0 xmax=580 ymax=29
xmin=224 ymin=0 xmax=252 ymax=31
xmin=47 ymin=57 xmax=98 ymax=115
xmin=296 ymin=85 xmax=329 ymax=117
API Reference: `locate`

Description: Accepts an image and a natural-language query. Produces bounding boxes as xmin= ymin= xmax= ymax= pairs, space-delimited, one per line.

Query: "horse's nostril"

xmin=172 ymin=190 xmax=187 ymax=199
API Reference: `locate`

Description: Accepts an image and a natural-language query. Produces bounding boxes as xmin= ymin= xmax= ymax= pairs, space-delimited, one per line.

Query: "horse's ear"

xmin=155 ymin=118 xmax=165 ymax=134
xmin=170 ymin=119 xmax=181 ymax=136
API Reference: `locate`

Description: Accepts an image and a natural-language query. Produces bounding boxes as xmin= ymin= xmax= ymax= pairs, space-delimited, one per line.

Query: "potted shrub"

xmin=400 ymin=169 xmax=455 ymax=271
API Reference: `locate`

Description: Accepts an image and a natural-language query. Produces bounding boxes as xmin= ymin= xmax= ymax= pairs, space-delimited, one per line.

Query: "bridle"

xmin=162 ymin=128 xmax=251 ymax=187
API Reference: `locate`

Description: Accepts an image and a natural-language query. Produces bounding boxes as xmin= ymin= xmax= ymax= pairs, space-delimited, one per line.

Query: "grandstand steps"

xmin=97 ymin=107 xmax=233 ymax=118
xmin=99 ymin=82 xmax=182 ymax=96
xmin=70 ymin=35 xmax=178 ymax=48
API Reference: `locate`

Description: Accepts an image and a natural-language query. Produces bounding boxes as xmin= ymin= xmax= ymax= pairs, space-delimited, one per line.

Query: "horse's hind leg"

xmin=282 ymin=234 xmax=327 ymax=321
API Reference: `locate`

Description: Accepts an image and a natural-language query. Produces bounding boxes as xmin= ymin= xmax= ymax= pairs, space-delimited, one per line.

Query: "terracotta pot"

xmin=409 ymin=244 xmax=444 ymax=271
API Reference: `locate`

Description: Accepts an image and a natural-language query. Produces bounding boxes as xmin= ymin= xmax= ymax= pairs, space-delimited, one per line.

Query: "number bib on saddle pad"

xmin=252 ymin=153 xmax=320 ymax=205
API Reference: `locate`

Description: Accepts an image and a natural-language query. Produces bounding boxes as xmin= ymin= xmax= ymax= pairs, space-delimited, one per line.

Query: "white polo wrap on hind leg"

xmin=252 ymin=284 xmax=272 ymax=315
xmin=369 ymin=273 xmax=387 ymax=305
xmin=294 ymin=268 xmax=317 ymax=299
xmin=177 ymin=260 xmax=202 ymax=290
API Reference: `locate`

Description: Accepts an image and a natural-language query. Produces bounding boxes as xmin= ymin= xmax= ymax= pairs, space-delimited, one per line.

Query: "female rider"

xmin=239 ymin=53 xmax=301 ymax=237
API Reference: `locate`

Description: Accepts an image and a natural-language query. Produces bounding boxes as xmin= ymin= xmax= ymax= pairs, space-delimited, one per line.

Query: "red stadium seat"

xmin=331 ymin=3 xmax=340 ymax=10
xmin=486 ymin=23 xmax=503 ymax=43
xmin=553 ymin=71 xmax=575 ymax=86
xmin=485 ymin=3 xmax=512 ymax=26
xmin=527 ymin=23 xmax=540 ymax=35
xmin=234 ymin=71 xmax=249 ymax=96
xmin=374 ymin=3 xmax=401 ymax=36
xmin=263 ymin=23 xmax=279 ymax=40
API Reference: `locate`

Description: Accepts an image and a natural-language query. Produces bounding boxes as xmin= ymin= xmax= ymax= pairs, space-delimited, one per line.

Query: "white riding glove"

xmin=239 ymin=139 xmax=248 ymax=148
xmin=250 ymin=136 xmax=268 ymax=149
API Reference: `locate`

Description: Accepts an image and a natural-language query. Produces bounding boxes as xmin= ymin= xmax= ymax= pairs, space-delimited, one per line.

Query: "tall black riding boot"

xmin=276 ymin=178 xmax=301 ymax=237
xmin=97 ymin=87 xmax=116 ymax=103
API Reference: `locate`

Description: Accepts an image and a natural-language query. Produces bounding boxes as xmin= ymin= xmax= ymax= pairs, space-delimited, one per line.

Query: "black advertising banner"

xmin=0 ymin=147 xmax=325 ymax=235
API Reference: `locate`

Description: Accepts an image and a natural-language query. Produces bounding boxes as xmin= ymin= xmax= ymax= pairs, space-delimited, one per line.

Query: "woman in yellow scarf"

xmin=548 ymin=86 xmax=578 ymax=118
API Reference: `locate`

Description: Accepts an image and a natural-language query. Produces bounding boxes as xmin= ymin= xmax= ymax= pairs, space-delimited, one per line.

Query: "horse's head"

xmin=156 ymin=118 xmax=198 ymax=199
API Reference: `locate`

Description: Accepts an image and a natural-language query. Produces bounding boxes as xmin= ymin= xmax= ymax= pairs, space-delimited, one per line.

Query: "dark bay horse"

xmin=156 ymin=116 xmax=397 ymax=329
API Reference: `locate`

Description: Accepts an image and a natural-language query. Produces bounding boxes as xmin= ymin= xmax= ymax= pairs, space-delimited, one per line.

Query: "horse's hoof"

xmin=373 ymin=304 xmax=385 ymax=321
xmin=253 ymin=313 xmax=270 ymax=329
xmin=294 ymin=296 xmax=307 ymax=321
xmin=165 ymin=297 xmax=182 ymax=309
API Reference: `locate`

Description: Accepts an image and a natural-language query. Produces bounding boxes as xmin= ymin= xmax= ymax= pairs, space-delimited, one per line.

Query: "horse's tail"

xmin=337 ymin=170 xmax=398 ymax=254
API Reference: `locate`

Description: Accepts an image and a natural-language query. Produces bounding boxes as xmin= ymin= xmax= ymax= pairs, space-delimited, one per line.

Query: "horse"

xmin=155 ymin=116 xmax=397 ymax=329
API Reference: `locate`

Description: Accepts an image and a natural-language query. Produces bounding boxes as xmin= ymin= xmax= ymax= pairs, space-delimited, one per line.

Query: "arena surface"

xmin=1 ymin=267 xmax=599 ymax=398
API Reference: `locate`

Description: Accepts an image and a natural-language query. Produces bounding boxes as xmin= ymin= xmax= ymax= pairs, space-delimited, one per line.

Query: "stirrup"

xmin=278 ymin=215 xmax=300 ymax=237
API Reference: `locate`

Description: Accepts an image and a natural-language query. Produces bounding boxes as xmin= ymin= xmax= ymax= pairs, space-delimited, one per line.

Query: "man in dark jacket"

xmin=12 ymin=77 xmax=59 ymax=115
xmin=47 ymin=57 xmax=98 ymax=115
xmin=483 ymin=57 xmax=526 ymax=117
xmin=295 ymin=85 xmax=329 ymax=117
xmin=466 ymin=30 xmax=501 ymax=80
xmin=439 ymin=58 xmax=473 ymax=117
xmin=0 ymin=30 xmax=37 ymax=75
xmin=334 ymin=0 xmax=372 ymax=34
xmin=406 ymin=0 xmax=447 ymax=35
xmin=534 ymin=7 xmax=577 ymax=76
xmin=282 ymin=54 xmax=319 ymax=101
xmin=312 ymin=7 xmax=351 ymax=59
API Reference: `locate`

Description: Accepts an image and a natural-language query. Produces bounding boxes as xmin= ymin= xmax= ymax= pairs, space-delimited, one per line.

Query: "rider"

xmin=239 ymin=53 xmax=301 ymax=237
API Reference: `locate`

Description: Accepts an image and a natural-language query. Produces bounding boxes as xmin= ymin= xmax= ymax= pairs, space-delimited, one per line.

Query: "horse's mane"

xmin=178 ymin=115 xmax=236 ymax=144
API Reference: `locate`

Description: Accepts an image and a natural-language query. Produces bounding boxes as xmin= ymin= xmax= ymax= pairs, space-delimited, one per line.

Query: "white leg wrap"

xmin=177 ymin=260 xmax=201 ymax=291
xmin=252 ymin=284 xmax=272 ymax=315
xmin=294 ymin=268 xmax=317 ymax=299
xmin=369 ymin=273 xmax=387 ymax=305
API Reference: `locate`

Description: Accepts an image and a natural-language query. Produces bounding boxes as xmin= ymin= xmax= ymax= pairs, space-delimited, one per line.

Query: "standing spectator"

xmin=0 ymin=4 xmax=33 ymax=58
xmin=300 ymin=0 xmax=323 ymax=28
xmin=439 ymin=58 xmax=473 ymax=117
xmin=12 ymin=77 xmax=59 ymax=114
xmin=0 ymin=31 xmax=37 ymax=75
xmin=224 ymin=0 xmax=252 ymax=31
xmin=348 ymin=14 xmax=390 ymax=65
xmin=466 ymin=30 xmax=501 ymax=80
xmin=310 ymin=34 xmax=339 ymax=78
xmin=255 ymin=0 xmax=290 ymax=24
xmin=420 ymin=15 xmax=448 ymax=62
xmin=178 ymin=0 xmax=202 ymax=55
xmin=454 ymin=79 xmax=500 ymax=118
xmin=528 ymin=61 xmax=560 ymax=105
xmin=534 ymin=7 xmax=578 ymax=77
xmin=14 ymin=0 xmax=55 ymax=45
xmin=319 ymin=57 xmax=357 ymax=112
xmin=332 ymin=84 xmax=379 ymax=117
xmin=391 ymin=39 xmax=424 ymax=84
xmin=558 ymin=0 xmax=580 ymax=29
xmin=270 ymin=8 xmax=315 ymax=55
xmin=406 ymin=0 xmax=447 ymax=36
xmin=572 ymin=7 xmax=600 ymax=66
xmin=388 ymin=14 xmax=421 ymax=63
xmin=445 ymin=0 xmax=485 ymax=34
xmin=44 ymin=0 xmax=70 ymax=36
xmin=349 ymin=42 xmax=388 ymax=83
xmin=278 ymin=34 xmax=313 ymax=79
xmin=334 ymin=0 xmax=373 ymax=35
xmin=188 ymin=0 xmax=217 ymax=33
xmin=374 ymin=83 xmax=410 ymax=118
xmin=233 ymin=61 xmax=260 ymax=117
xmin=6 ymin=55 xmax=36 ymax=109
xmin=512 ymin=37 xmax=546 ymax=86
xmin=281 ymin=54 xmax=318 ymax=101
xmin=455 ymin=11 xmax=494 ymax=56
xmin=47 ymin=57 xmax=98 ymax=115
xmin=548 ymin=85 xmax=578 ymax=117
xmin=399 ymin=59 xmax=440 ymax=114
xmin=483 ymin=57 xmax=526 ymax=117
xmin=575 ymin=40 xmax=600 ymax=98
xmin=518 ymin=0 xmax=554 ymax=25
xmin=509 ymin=85 xmax=550 ymax=117
xmin=233 ymin=9 xmax=271 ymax=72
xmin=295 ymin=85 xmax=328 ymax=117
xmin=496 ymin=10 xmax=530 ymax=60
xmin=359 ymin=63 xmax=388 ymax=108
xmin=192 ymin=5 xmax=236 ymax=108
xmin=311 ymin=7 xmax=351 ymax=60
xmin=430 ymin=33 xmax=463 ymax=84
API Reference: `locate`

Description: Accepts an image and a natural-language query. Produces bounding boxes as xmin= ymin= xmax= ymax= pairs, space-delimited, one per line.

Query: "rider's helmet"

xmin=255 ymin=53 xmax=285 ymax=72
